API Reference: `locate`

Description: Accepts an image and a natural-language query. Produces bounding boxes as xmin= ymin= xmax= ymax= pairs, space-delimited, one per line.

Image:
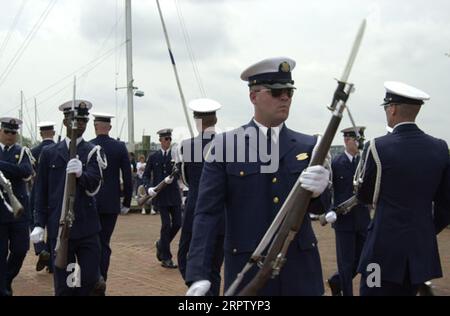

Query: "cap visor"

xmin=3 ymin=128 xmax=18 ymax=132
xmin=264 ymin=83 xmax=296 ymax=89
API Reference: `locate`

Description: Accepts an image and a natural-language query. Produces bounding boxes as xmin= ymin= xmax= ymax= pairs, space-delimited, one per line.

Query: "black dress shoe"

xmin=161 ymin=259 xmax=177 ymax=269
xmin=418 ymin=282 xmax=434 ymax=296
xmin=5 ymin=284 xmax=12 ymax=296
xmin=155 ymin=240 xmax=162 ymax=262
xmin=90 ymin=276 xmax=106 ymax=296
xmin=36 ymin=250 xmax=51 ymax=272
xmin=327 ymin=278 xmax=342 ymax=296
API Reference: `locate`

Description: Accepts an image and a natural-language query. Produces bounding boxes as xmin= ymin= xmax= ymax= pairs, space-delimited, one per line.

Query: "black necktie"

xmin=267 ymin=128 xmax=272 ymax=156
xmin=163 ymin=151 xmax=167 ymax=158
xmin=3 ymin=145 xmax=9 ymax=153
xmin=352 ymin=156 xmax=357 ymax=170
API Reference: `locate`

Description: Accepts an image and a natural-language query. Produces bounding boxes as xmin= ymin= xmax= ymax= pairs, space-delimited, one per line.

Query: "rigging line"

xmin=0 ymin=0 xmax=57 ymax=87
xmin=174 ymin=0 xmax=206 ymax=97
xmin=37 ymin=44 xmax=123 ymax=118
xmin=0 ymin=0 xmax=28 ymax=60
xmin=38 ymin=41 xmax=126 ymax=101
xmin=0 ymin=41 xmax=126 ymax=117
xmin=81 ymin=10 xmax=125 ymax=87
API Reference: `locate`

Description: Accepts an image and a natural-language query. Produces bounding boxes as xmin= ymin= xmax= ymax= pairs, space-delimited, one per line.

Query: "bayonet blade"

xmin=340 ymin=19 xmax=366 ymax=83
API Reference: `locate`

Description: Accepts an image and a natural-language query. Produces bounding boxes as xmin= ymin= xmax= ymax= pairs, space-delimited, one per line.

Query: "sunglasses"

xmin=3 ymin=130 xmax=17 ymax=135
xmin=162 ymin=137 xmax=172 ymax=141
xmin=256 ymin=88 xmax=295 ymax=98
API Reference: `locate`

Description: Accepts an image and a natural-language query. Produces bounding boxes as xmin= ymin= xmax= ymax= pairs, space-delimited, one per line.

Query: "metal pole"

xmin=125 ymin=0 xmax=135 ymax=152
xmin=156 ymin=0 xmax=194 ymax=137
xmin=34 ymin=98 xmax=37 ymax=144
xmin=20 ymin=91 xmax=23 ymax=145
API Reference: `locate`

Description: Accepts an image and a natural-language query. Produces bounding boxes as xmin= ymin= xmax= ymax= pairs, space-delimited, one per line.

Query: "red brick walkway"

xmin=11 ymin=213 xmax=450 ymax=296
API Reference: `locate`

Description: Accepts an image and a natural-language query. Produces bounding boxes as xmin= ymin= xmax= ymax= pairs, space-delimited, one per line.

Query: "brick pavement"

xmin=11 ymin=213 xmax=450 ymax=296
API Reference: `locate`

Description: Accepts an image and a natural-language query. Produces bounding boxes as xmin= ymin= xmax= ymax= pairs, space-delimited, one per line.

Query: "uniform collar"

xmin=161 ymin=148 xmax=170 ymax=155
xmin=42 ymin=138 xmax=54 ymax=142
xmin=0 ymin=142 xmax=13 ymax=152
xmin=393 ymin=122 xmax=416 ymax=131
xmin=252 ymin=118 xmax=284 ymax=143
xmin=65 ymin=137 xmax=83 ymax=149
xmin=344 ymin=150 xmax=358 ymax=162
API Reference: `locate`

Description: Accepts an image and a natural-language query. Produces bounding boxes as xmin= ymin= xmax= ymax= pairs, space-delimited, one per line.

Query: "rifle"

xmin=0 ymin=170 xmax=24 ymax=218
xmin=229 ymin=20 xmax=366 ymax=296
xmin=137 ymin=144 xmax=182 ymax=207
xmin=319 ymin=195 xmax=358 ymax=226
xmin=137 ymin=163 xmax=180 ymax=207
xmin=54 ymin=77 xmax=78 ymax=270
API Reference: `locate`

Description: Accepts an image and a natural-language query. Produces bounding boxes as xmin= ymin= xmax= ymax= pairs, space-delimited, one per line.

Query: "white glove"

xmin=299 ymin=165 xmax=330 ymax=198
xmin=120 ymin=206 xmax=130 ymax=215
xmin=30 ymin=227 xmax=45 ymax=244
xmin=164 ymin=176 xmax=174 ymax=184
xmin=66 ymin=157 xmax=83 ymax=178
xmin=186 ymin=280 xmax=211 ymax=296
xmin=147 ymin=187 xmax=157 ymax=197
xmin=325 ymin=211 xmax=337 ymax=224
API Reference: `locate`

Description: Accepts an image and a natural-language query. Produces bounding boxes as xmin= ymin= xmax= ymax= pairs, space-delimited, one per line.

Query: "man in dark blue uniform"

xmin=0 ymin=117 xmax=33 ymax=296
xmin=357 ymin=81 xmax=450 ymax=296
xmin=186 ymin=57 xmax=331 ymax=296
xmin=90 ymin=112 xmax=132 ymax=291
xmin=143 ymin=128 xmax=181 ymax=269
xmin=30 ymin=121 xmax=56 ymax=273
xmin=177 ymin=98 xmax=225 ymax=295
xmin=327 ymin=126 xmax=370 ymax=296
xmin=31 ymin=100 xmax=105 ymax=296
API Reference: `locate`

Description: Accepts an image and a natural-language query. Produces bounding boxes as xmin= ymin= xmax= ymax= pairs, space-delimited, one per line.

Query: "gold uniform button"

xmin=272 ymin=177 xmax=277 ymax=184
xmin=273 ymin=197 xmax=280 ymax=204
xmin=239 ymin=171 xmax=245 ymax=176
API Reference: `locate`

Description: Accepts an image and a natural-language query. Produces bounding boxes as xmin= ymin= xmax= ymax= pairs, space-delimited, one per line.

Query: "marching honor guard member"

xmin=30 ymin=100 xmax=106 ymax=296
xmin=143 ymin=128 xmax=182 ymax=269
xmin=0 ymin=117 xmax=33 ymax=296
xmin=185 ymin=57 xmax=331 ymax=296
xmin=327 ymin=126 xmax=370 ymax=296
xmin=30 ymin=121 xmax=56 ymax=273
xmin=357 ymin=82 xmax=450 ymax=296
xmin=177 ymin=98 xmax=225 ymax=296
xmin=90 ymin=112 xmax=132 ymax=293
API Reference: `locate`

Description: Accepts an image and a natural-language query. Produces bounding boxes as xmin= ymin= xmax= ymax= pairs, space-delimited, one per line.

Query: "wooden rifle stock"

xmin=54 ymin=106 xmax=78 ymax=270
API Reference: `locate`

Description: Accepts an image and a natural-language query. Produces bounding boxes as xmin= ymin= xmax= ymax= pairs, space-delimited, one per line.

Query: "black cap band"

xmin=1 ymin=122 xmax=19 ymax=130
xmin=248 ymin=72 xmax=294 ymax=87
xmin=94 ymin=117 xmax=111 ymax=123
xmin=383 ymin=93 xmax=424 ymax=106
xmin=39 ymin=126 xmax=54 ymax=131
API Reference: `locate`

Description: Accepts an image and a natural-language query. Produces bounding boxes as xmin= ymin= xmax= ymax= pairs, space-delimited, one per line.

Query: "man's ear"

xmin=250 ymin=90 xmax=257 ymax=104
xmin=391 ymin=105 xmax=397 ymax=116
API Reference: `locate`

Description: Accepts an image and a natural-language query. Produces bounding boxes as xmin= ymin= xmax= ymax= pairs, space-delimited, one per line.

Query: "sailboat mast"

xmin=125 ymin=0 xmax=135 ymax=151
xmin=155 ymin=0 xmax=194 ymax=137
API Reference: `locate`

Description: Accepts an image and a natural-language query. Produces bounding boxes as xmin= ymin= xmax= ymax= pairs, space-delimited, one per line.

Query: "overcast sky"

xmin=0 ymin=0 xmax=449 ymax=147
